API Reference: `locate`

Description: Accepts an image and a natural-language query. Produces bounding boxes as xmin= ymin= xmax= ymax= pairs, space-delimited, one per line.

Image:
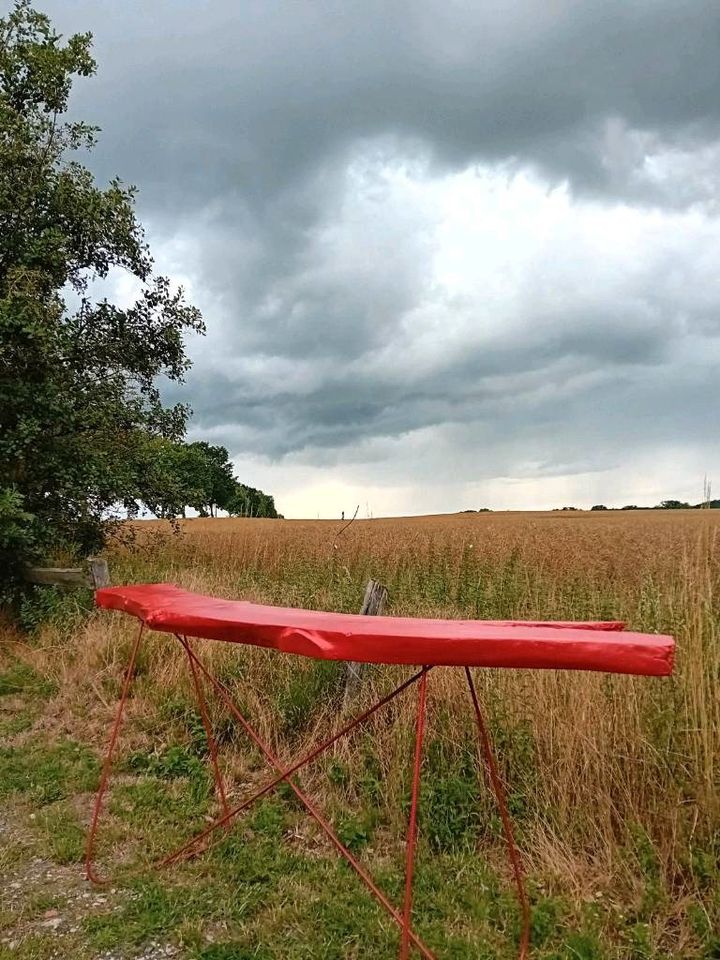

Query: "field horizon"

xmin=145 ymin=505 xmax=715 ymax=523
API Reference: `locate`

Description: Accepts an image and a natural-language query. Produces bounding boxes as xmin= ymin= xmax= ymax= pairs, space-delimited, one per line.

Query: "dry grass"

xmin=2 ymin=509 xmax=718 ymax=955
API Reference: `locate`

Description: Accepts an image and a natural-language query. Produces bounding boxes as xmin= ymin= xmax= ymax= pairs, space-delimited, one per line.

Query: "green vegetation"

xmin=3 ymin=674 xmax=713 ymax=958
xmin=0 ymin=2 xmax=278 ymax=592
xmin=142 ymin=439 xmax=279 ymax=520
xmin=0 ymin=738 xmax=98 ymax=805
xmin=0 ymin=0 xmax=203 ymax=576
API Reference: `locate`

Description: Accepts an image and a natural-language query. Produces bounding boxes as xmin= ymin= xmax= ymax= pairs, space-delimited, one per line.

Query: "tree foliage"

xmin=188 ymin=442 xmax=236 ymax=517
xmin=140 ymin=440 xmax=279 ymax=519
xmin=0 ymin=2 xmax=204 ymax=572
xmin=226 ymin=482 xmax=278 ymax=519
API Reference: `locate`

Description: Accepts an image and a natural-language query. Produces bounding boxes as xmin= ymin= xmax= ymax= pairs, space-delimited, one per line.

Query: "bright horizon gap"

xmin=154 ymin=490 xmax=713 ymax=522
xmin=219 ymin=453 xmax=716 ymax=520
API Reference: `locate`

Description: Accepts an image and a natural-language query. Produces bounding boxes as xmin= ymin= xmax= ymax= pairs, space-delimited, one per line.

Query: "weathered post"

xmin=87 ymin=557 xmax=111 ymax=588
xmin=342 ymin=579 xmax=388 ymax=709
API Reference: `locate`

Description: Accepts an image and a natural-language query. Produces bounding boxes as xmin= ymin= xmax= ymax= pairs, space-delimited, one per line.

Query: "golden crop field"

xmin=2 ymin=509 xmax=718 ymax=958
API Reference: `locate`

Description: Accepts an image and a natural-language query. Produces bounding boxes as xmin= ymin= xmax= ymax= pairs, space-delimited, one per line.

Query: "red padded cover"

xmin=96 ymin=584 xmax=674 ymax=676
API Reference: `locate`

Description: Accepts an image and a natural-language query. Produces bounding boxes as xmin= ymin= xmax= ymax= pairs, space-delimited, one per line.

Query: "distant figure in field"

xmin=341 ymin=510 xmax=345 ymax=521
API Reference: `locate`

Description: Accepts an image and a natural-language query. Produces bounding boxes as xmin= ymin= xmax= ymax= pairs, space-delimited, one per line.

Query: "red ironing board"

xmin=87 ymin=583 xmax=674 ymax=959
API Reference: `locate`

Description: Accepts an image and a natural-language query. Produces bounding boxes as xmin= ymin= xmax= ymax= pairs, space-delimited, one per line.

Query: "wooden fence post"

xmin=342 ymin=579 xmax=388 ymax=710
xmin=87 ymin=557 xmax=111 ymax=588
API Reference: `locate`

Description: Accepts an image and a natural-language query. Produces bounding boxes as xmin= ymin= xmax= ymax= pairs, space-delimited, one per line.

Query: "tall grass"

xmin=10 ymin=511 xmax=720 ymax=907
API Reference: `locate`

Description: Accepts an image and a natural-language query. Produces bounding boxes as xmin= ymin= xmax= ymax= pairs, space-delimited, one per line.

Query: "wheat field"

xmin=80 ymin=512 xmax=720 ymax=877
xmin=2 ymin=509 xmax=718 ymax=958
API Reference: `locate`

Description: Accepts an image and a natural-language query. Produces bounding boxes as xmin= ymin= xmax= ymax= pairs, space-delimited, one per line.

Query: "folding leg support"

xmin=181 ymin=638 xmax=230 ymax=819
xmin=168 ymin=639 xmax=437 ymax=959
xmin=465 ymin=667 xmax=531 ymax=960
xmin=400 ymin=669 xmax=428 ymax=960
xmin=85 ymin=623 xmax=145 ymax=885
xmin=86 ymin=633 xmax=530 ymax=958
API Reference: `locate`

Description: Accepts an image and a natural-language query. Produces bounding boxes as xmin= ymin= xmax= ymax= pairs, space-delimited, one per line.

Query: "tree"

xmin=227 ymin=482 xmax=279 ymax=519
xmin=136 ymin=440 xmax=279 ymax=520
xmin=656 ymin=500 xmax=691 ymax=510
xmin=591 ymin=504 xmax=608 ymax=511
xmin=0 ymin=2 xmax=203 ymax=576
xmin=186 ymin=442 xmax=236 ymax=517
xmin=138 ymin=438 xmax=208 ymax=520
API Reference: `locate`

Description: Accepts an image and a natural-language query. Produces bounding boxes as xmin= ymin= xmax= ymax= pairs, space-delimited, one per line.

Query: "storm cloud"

xmin=43 ymin=0 xmax=720 ymax=514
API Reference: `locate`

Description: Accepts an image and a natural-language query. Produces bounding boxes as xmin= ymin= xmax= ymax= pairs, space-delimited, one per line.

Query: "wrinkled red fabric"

xmin=96 ymin=583 xmax=674 ymax=676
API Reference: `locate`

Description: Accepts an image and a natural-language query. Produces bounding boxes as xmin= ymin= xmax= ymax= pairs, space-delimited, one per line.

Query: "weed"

xmin=0 ymin=660 xmax=56 ymax=698
xmin=275 ymin=659 xmax=344 ymax=735
xmin=37 ymin=802 xmax=86 ymax=863
xmin=0 ymin=739 xmax=98 ymax=804
xmin=17 ymin=585 xmax=94 ymax=634
xmin=335 ymin=813 xmax=373 ymax=853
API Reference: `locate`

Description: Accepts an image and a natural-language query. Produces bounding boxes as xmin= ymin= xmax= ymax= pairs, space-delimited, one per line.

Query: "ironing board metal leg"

xmin=465 ymin=667 xmax=531 ymax=960
xmin=400 ymin=668 xmax=429 ymax=959
xmin=85 ymin=622 xmax=145 ymax=884
xmin=181 ymin=635 xmax=230 ymax=818
xmin=169 ymin=640 xmax=437 ymax=959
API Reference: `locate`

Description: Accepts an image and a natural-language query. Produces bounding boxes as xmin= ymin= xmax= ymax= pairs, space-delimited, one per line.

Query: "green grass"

xmin=1 ymin=720 xmax=717 ymax=959
xmin=0 ymin=738 xmax=98 ymax=805
xmin=36 ymin=804 xmax=87 ymax=865
xmin=0 ymin=655 xmax=717 ymax=960
xmin=0 ymin=661 xmax=56 ymax=699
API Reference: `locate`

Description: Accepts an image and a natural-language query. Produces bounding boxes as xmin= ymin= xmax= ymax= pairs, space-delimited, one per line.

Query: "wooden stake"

xmin=342 ymin=579 xmax=388 ymax=709
xmin=88 ymin=557 xmax=111 ymax=588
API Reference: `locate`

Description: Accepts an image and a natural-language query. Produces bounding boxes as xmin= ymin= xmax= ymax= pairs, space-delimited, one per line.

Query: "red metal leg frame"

xmin=400 ymin=669 xmax=428 ymax=960
xmin=85 ymin=622 xmax=145 ymax=885
xmin=182 ymin=638 xmax=230 ymax=819
xmin=465 ymin=667 xmax=531 ymax=960
xmin=86 ymin=632 xmax=531 ymax=958
xmin=169 ymin=638 xmax=436 ymax=959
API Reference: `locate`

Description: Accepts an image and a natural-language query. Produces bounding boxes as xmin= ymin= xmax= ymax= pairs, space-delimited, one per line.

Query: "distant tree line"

xmin=461 ymin=499 xmax=720 ymax=514
xmin=142 ymin=439 xmax=280 ymax=519
xmin=585 ymin=500 xmax=720 ymax=511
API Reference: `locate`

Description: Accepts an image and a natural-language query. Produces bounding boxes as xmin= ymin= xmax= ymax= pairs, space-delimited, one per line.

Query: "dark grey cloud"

xmin=38 ymin=0 xmax=720 ymax=511
xmin=48 ymin=1 xmax=720 ymax=205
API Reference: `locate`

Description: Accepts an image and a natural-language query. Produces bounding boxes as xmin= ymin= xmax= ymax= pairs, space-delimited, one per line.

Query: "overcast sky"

xmin=45 ymin=0 xmax=720 ymax=517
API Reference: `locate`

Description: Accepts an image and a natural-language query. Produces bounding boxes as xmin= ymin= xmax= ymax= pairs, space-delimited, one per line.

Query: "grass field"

xmin=1 ymin=510 xmax=718 ymax=959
